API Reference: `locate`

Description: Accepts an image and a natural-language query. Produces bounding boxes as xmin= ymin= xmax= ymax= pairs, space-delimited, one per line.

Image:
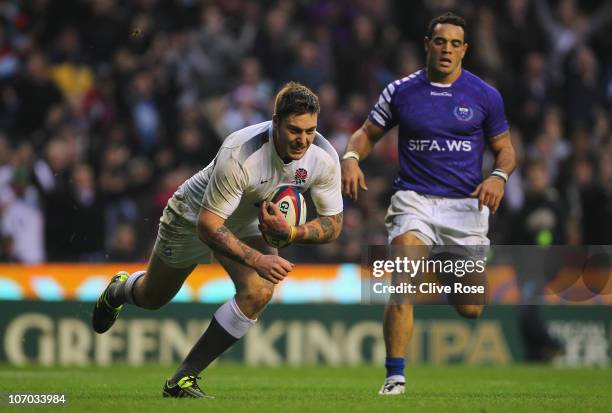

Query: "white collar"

xmin=429 ymin=81 xmax=452 ymax=88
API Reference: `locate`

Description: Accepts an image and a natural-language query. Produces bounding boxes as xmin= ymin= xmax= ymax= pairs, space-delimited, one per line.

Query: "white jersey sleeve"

xmin=310 ymin=150 xmax=343 ymax=217
xmin=201 ymin=149 xmax=249 ymax=220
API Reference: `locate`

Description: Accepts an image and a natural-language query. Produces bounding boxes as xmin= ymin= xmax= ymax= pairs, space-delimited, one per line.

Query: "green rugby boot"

xmin=162 ymin=376 xmax=213 ymax=399
xmin=91 ymin=271 xmax=129 ymax=334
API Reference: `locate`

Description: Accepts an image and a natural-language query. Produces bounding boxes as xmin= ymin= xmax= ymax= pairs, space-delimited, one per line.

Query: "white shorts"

xmin=153 ymin=194 xmax=261 ymax=268
xmin=385 ymin=190 xmax=490 ymax=247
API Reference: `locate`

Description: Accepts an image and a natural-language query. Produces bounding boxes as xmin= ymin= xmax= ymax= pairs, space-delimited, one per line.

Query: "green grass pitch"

xmin=1 ymin=364 xmax=611 ymax=412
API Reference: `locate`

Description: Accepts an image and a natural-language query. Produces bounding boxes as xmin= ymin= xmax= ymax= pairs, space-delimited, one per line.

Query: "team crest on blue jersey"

xmin=453 ymin=104 xmax=474 ymax=121
xmin=293 ymin=168 xmax=308 ymax=185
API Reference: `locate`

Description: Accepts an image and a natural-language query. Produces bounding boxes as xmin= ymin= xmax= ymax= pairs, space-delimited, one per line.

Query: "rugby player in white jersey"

xmin=341 ymin=13 xmax=517 ymax=395
xmin=92 ymin=82 xmax=343 ymax=398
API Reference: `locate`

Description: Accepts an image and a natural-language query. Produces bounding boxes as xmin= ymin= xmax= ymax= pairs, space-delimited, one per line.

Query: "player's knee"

xmin=254 ymin=286 xmax=274 ymax=308
xmin=456 ymin=304 xmax=483 ymax=319
xmin=386 ymin=303 xmax=413 ymax=317
xmin=238 ymin=286 xmax=274 ymax=310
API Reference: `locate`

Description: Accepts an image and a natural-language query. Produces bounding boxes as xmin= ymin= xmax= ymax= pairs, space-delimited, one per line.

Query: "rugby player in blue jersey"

xmin=341 ymin=12 xmax=517 ymax=394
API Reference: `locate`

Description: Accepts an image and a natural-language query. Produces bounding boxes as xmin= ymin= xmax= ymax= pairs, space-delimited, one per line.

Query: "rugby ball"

xmin=262 ymin=185 xmax=307 ymax=248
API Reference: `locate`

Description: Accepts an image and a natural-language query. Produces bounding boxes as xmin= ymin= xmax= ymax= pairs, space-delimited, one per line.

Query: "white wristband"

xmin=342 ymin=151 xmax=360 ymax=162
xmin=490 ymin=169 xmax=508 ymax=182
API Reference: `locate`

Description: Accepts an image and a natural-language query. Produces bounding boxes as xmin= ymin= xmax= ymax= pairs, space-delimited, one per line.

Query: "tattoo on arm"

xmin=200 ymin=224 xmax=259 ymax=266
xmin=320 ymin=216 xmax=335 ymax=238
xmin=303 ymin=225 xmax=322 ymax=242
xmin=296 ymin=212 xmax=343 ymax=244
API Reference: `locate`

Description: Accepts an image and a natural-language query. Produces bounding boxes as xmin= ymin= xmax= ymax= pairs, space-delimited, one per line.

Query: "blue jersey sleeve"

xmin=368 ymin=81 xmax=398 ymax=131
xmin=483 ymin=86 xmax=509 ymax=139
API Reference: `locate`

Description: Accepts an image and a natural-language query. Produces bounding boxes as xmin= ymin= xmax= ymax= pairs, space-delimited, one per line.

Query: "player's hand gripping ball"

xmin=259 ymin=186 xmax=307 ymax=248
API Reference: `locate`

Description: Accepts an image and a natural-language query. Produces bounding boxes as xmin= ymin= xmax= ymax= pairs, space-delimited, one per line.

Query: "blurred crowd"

xmin=0 ymin=0 xmax=610 ymax=264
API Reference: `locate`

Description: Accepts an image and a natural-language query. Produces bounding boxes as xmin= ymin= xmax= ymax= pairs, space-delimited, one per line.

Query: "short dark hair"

xmin=426 ymin=12 xmax=467 ymax=41
xmin=274 ymin=82 xmax=320 ymax=121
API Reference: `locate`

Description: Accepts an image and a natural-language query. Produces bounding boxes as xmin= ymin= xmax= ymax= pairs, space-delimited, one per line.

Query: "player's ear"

xmin=423 ymin=36 xmax=430 ymax=53
xmin=461 ymin=42 xmax=468 ymax=59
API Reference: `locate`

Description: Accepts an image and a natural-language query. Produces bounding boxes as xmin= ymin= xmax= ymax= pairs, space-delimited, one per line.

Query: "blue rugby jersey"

xmin=369 ymin=69 xmax=509 ymax=198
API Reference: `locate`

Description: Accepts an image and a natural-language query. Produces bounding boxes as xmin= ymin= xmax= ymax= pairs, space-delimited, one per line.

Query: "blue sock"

xmin=385 ymin=357 xmax=405 ymax=378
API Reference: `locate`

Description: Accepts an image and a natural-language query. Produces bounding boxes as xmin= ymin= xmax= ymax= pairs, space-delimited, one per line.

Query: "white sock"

xmin=123 ymin=271 xmax=146 ymax=305
xmin=386 ymin=375 xmax=405 ymax=383
xmin=214 ymin=297 xmax=256 ymax=339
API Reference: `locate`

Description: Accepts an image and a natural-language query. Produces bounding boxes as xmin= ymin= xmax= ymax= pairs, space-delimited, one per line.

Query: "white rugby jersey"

xmin=173 ymin=121 xmax=343 ymax=229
